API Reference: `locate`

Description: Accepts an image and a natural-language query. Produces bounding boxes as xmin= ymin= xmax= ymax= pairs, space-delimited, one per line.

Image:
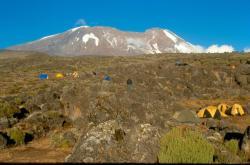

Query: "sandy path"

xmin=0 ymin=136 xmax=72 ymax=163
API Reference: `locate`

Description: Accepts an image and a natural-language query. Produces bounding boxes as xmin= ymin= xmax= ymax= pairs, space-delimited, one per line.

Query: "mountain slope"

xmin=9 ymin=26 xmax=200 ymax=56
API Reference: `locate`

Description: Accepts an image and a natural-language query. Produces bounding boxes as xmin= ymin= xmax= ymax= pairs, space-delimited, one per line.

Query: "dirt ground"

xmin=0 ymin=136 xmax=72 ymax=163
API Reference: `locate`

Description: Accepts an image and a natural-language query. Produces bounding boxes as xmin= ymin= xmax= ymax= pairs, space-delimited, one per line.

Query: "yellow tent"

xmin=56 ymin=73 xmax=64 ymax=78
xmin=217 ymin=103 xmax=229 ymax=117
xmin=229 ymin=104 xmax=245 ymax=116
xmin=197 ymin=103 xmax=245 ymax=119
xmin=72 ymin=71 xmax=79 ymax=78
xmin=197 ymin=106 xmax=219 ymax=119
xmin=197 ymin=106 xmax=227 ymax=119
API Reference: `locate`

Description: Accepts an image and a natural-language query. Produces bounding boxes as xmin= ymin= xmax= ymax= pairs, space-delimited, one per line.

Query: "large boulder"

xmin=205 ymin=129 xmax=223 ymax=143
xmin=65 ymin=120 xmax=160 ymax=163
xmin=87 ymin=91 xmax=118 ymax=124
xmin=235 ymin=64 xmax=250 ymax=89
xmin=125 ymin=123 xmax=161 ymax=163
xmin=244 ymin=103 xmax=250 ymax=115
xmin=241 ymin=126 xmax=250 ymax=155
xmin=60 ymin=84 xmax=91 ymax=121
xmin=172 ymin=110 xmax=200 ymax=124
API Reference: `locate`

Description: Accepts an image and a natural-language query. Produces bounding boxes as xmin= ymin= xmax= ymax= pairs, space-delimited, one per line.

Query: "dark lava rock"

xmin=241 ymin=126 xmax=250 ymax=154
xmin=0 ymin=133 xmax=7 ymax=149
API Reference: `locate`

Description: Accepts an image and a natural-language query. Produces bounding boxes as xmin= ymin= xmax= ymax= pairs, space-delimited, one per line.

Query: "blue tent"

xmin=175 ymin=60 xmax=188 ymax=66
xmin=103 ymin=75 xmax=111 ymax=81
xmin=175 ymin=60 xmax=181 ymax=65
xmin=127 ymin=79 xmax=133 ymax=85
xmin=39 ymin=74 xmax=48 ymax=80
xmin=127 ymin=79 xmax=133 ymax=91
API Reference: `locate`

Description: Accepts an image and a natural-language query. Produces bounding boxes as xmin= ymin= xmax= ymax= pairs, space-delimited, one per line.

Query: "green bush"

xmin=8 ymin=127 xmax=25 ymax=145
xmin=158 ymin=127 xmax=214 ymax=163
xmin=13 ymin=97 xmax=23 ymax=105
xmin=0 ymin=100 xmax=19 ymax=118
xmin=224 ymin=139 xmax=239 ymax=155
xmin=50 ymin=133 xmax=71 ymax=148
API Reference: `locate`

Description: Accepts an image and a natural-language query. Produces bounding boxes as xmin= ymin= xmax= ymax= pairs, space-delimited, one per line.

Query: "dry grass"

xmin=0 ymin=51 xmax=250 ymax=162
xmin=0 ymin=136 xmax=72 ymax=163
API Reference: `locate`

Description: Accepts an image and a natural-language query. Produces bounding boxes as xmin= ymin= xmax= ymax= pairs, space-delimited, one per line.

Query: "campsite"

xmin=1 ymin=0 xmax=250 ymax=163
xmin=0 ymin=51 xmax=250 ymax=163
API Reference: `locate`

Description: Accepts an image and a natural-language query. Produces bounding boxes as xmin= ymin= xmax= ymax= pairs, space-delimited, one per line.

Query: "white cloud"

xmin=191 ymin=44 xmax=234 ymax=53
xmin=193 ymin=45 xmax=206 ymax=53
xmin=205 ymin=44 xmax=234 ymax=53
xmin=244 ymin=47 xmax=250 ymax=52
xmin=75 ymin=19 xmax=87 ymax=26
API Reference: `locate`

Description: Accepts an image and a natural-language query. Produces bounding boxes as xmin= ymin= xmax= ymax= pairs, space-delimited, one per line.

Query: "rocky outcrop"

xmin=66 ymin=120 xmax=161 ymax=163
xmin=172 ymin=109 xmax=200 ymax=124
xmin=241 ymin=126 xmax=250 ymax=155
xmin=235 ymin=64 xmax=250 ymax=89
xmin=0 ymin=133 xmax=7 ymax=149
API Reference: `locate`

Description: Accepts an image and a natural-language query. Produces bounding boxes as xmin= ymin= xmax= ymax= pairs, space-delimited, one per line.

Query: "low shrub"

xmin=224 ymin=139 xmax=239 ymax=155
xmin=50 ymin=133 xmax=71 ymax=148
xmin=0 ymin=100 xmax=19 ymax=118
xmin=7 ymin=127 xmax=25 ymax=145
xmin=13 ymin=97 xmax=23 ymax=106
xmin=158 ymin=127 xmax=214 ymax=163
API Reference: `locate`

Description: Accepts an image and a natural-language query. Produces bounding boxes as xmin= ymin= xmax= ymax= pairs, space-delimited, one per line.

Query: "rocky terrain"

xmin=0 ymin=50 xmax=250 ymax=163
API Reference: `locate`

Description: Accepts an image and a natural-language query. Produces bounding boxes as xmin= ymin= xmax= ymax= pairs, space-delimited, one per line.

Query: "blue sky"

xmin=0 ymin=0 xmax=250 ymax=51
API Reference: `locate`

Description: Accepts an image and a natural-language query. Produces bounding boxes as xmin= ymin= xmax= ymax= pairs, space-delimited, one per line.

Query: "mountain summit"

xmin=9 ymin=26 xmax=201 ymax=56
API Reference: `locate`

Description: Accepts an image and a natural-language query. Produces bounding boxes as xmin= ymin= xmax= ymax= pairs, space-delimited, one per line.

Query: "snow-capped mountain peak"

xmin=9 ymin=26 xmax=201 ymax=56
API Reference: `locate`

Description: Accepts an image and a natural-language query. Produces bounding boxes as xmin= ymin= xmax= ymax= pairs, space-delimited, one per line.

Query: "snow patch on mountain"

xmin=71 ymin=26 xmax=89 ymax=32
xmin=126 ymin=38 xmax=146 ymax=48
xmin=127 ymin=45 xmax=136 ymax=51
xmin=175 ymin=43 xmax=193 ymax=53
xmin=163 ymin=30 xmax=178 ymax=43
xmin=82 ymin=33 xmax=99 ymax=46
xmin=103 ymin=32 xmax=118 ymax=48
xmin=107 ymin=38 xmax=118 ymax=48
xmin=152 ymin=43 xmax=161 ymax=53
xmin=40 ymin=34 xmax=59 ymax=40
